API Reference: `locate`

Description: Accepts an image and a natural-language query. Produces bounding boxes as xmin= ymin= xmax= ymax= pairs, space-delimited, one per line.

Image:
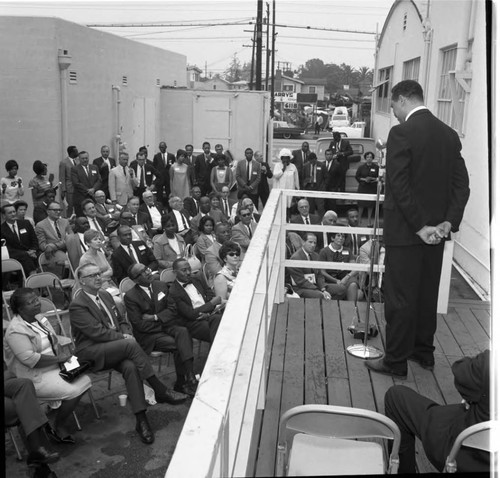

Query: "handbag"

xmin=59 ymin=360 xmax=93 ymax=383
xmin=184 ymin=244 xmax=202 ymax=272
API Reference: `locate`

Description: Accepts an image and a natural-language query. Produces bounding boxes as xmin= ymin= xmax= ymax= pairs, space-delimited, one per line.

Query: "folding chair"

xmin=2 ymin=259 xmax=28 ymax=320
xmin=160 ymin=268 xmax=176 ymax=284
xmin=444 ymin=420 xmax=494 ymax=473
xmin=38 ymin=297 xmax=73 ymax=347
xmin=38 ymin=252 xmax=75 ymax=289
xmin=26 ymin=271 xmax=73 ymax=311
xmin=119 ymin=277 xmax=135 ymax=296
xmin=276 ymin=404 xmax=401 ymax=476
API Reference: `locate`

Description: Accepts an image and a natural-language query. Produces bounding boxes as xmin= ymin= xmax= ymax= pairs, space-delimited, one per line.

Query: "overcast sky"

xmin=0 ymin=0 xmax=393 ymax=74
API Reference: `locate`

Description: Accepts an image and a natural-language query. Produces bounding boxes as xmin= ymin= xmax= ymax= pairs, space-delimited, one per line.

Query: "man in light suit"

xmin=109 ymin=152 xmax=138 ymax=207
xmin=59 ymin=145 xmax=79 ymax=217
xmin=65 ymin=216 xmax=90 ymax=271
xmin=234 ymin=148 xmax=261 ymax=207
xmin=124 ymin=264 xmax=198 ymax=397
xmin=93 ymin=145 xmax=116 ymax=199
xmin=34 ymin=201 xmax=73 ymax=277
xmin=1 ymin=203 xmax=39 ymax=275
xmin=365 ymin=80 xmax=470 ymax=379
xmin=70 ymin=263 xmax=187 ymax=445
xmin=152 ymin=141 xmax=176 ymax=173
xmin=71 ymin=151 xmax=102 ymax=217
xmin=167 ymin=258 xmax=222 ymax=343
xmin=230 ymin=205 xmax=257 ymax=257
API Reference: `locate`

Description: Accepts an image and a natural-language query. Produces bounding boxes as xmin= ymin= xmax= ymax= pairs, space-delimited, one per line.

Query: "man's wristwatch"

xmin=321 ymin=287 xmax=326 ymax=292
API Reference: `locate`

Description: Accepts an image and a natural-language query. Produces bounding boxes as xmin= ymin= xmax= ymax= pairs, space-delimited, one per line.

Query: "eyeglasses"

xmin=240 ymin=212 xmax=252 ymax=217
xmin=81 ymin=272 xmax=102 ymax=279
xmin=48 ymin=209 xmax=62 ymax=212
xmin=226 ymin=252 xmax=240 ymax=257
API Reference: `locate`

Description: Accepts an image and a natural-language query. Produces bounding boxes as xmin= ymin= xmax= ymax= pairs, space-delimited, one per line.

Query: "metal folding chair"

xmin=2 ymin=259 xmax=27 ymax=320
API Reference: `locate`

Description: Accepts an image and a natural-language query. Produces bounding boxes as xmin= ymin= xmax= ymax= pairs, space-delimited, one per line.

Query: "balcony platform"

xmin=251 ymin=297 xmax=491 ymax=476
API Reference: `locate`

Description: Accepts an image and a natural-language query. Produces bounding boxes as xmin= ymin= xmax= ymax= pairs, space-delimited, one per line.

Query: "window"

xmin=375 ymin=66 xmax=392 ymax=114
xmin=308 ymin=86 xmax=316 ymax=93
xmin=403 ymin=57 xmax=420 ymax=81
xmin=69 ymin=71 xmax=77 ymax=84
xmin=436 ymin=46 xmax=458 ymax=128
xmin=283 ymin=84 xmax=294 ymax=92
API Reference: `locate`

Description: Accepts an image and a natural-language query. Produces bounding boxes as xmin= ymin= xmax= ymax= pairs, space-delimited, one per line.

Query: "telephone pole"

xmin=256 ymin=0 xmax=263 ymax=90
xmin=250 ymin=22 xmax=256 ymax=90
xmin=270 ymin=0 xmax=276 ymax=116
xmin=265 ymin=3 xmax=270 ymax=92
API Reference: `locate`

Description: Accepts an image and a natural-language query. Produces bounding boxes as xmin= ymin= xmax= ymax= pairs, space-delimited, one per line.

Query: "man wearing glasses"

xmin=70 ymin=264 xmax=188 ymax=445
xmin=34 ymin=201 xmax=72 ymax=277
xmin=124 ymin=264 xmax=198 ymax=397
xmin=230 ymin=206 xmax=257 ymax=258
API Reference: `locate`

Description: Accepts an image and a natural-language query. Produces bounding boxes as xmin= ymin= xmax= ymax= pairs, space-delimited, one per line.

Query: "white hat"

xmin=279 ymin=148 xmax=292 ymax=158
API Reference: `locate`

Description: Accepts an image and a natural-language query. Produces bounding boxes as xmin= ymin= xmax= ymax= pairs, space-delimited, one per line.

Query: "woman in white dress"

xmin=272 ymin=148 xmax=299 ymax=217
xmin=170 ymin=149 xmax=191 ymax=199
xmin=4 ymin=288 xmax=92 ymax=444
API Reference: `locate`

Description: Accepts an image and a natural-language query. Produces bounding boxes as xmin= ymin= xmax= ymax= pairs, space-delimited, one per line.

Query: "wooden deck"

xmin=251 ymin=297 xmax=491 ymax=476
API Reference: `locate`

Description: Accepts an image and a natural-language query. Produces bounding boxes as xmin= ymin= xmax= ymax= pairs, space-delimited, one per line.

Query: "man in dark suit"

xmin=167 ymin=258 xmax=222 ymax=343
xmin=302 ymin=152 xmax=326 ymax=216
xmin=1 ymin=203 xmax=39 ymax=275
xmin=329 ymin=132 xmax=353 ymax=192
xmin=343 ymin=207 xmax=369 ymax=260
xmin=219 ymin=186 xmax=236 ymax=221
xmin=94 ymin=190 xmax=120 ymax=233
xmin=323 ymin=147 xmax=344 ymax=212
xmin=93 ymin=145 xmax=116 ymax=199
xmin=71 ymin=151 xmax=102 ymax=217
xmin=234 ymin=148 xmax=261 ymax=207
xmin=59 ymin=145 xmax=79 ymax=217
xmin=139 ymin=190 xmax=167 ymax=236
xmin=111 ymin=225 xmax=159 ymax=284
xmin=168 ymin=196 xmax=195 ymax=245
xmin=183 ymin=186 xmax=202 ymax=217
xmin=254 ymin=150 xmax=273 ymax=208
xmin=125 ymin=196 xmax=153 ymax=238
xmin=81 ymin=198 xmax=107 ymax=238
xmin=124 ymin=264 xmax=198 ymax=396
xmin=183 ymin=144 xmax=196 ymax=168
xmin=290 ymin=198 xmax=321 ymax=226
xmin=291 ymin=141 xmax=310 ymax=182
xmin=65 ymin=216 xmax=90 ymax=271
xmin=70 ymin=263 xmax=187 ymax=444
xmin=366 ymin=80 xmax=470 ymax=379
xmin=130 ymin=151 xmax=159 ymax=202
xmin=194 ymin=142 xmax=216 ymax=196
xmin=153 ymin=141 xmax=176 ymax=172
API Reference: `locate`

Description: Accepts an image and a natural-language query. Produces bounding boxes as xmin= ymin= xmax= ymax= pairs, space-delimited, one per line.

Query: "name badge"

xmin=316 ymin=167 xmax=322 ymax=170
xmin=146 ymin=171 xmax=152 ymax=175
xmin=360 ymin=236 xmax=367 ymax=242
xmin=304 ymin=273 xmax=316 ymax=284
xmin=138 ymin=245 xmax=146 ymax=251
xmin=109 ymin=207 xmax=115 ymax=213
xmin=19 ymin=228 xmax=27 ymax=234
xmin=342 ymin=250 xmax=349 ymax=255
xmin=370 ymin=168 xmax=376 ymax=173
xmin=157 ymin=291 xmax=165 ymax=300
xmin=252 ymin=171 xmax=257 ymax=176
xmin=92 ymin=170 xmax=97 ymax=175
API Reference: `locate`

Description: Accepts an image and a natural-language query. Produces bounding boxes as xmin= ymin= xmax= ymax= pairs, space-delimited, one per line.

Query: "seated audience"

xmin=343 ymin=207 xmax=369 ymax=259
xmin=287 ymin=232 xmax=343 ymax=299
xmin=230 ymin=205 xmax=257 ymax=258
xmin=232 ymin=196 xmax=261 ymax=225
xmin=195 ymin=215 xmax=217 ymax=259
xmin=190 ymin=196 xmax=226 ymax=241
xmin=124 ymin=264 xmax=198 ymax=397
xmin=5 ymin=373 xmax=60 ymax=466
xmin=125 ymin=196 xmax=153 ymax=238
xmin=213 ymin=242 xmax=241 ymax=302
xmin=116 ymin=209 xmax=152 ymax=247
xmin=94 ymin=189 xmax=120 ymax=233
xmin=205 ymin=222 xmax=232 ymax=287
xmin=139 ymin=189 xmax=167 ymax=236
xmin=317 ymin=210 xmax=338 ymax=250
xmin=4 ymin=288 xmax=92 ymax=444
xmin=33 ymin=188 xmax=56 ymax=225
xmin=66 ymin=217 xmax=90 ymax=271
xmin=14 ymin=199 xmax=35 ymax=227
xmin=219 ymin=186 xmax=235 ymax=221
xmin=69 ymin=264 xmax=187 ymax=444
xmin=1 ymin=159 xmax=25 ymax=204
xmin=183 ymin=186 xmax=202 ymax=217
xmin=319 ymin=229 xmax=361 ymax=301
xmin=384 ymin=350 xmax=490 ymax=474
xmin=111 ymin=225 xmax=159 ymax=284
xmin=1 ymin=203 xmax=39 ymax=276
xmin=81 ymin=198 xmax=107 ymax=238
xmin=35 ymin=201 xmax=72 ymax=277
xmin=167 ymin=258 xmax=222 ymax=343
xmin=153 ymin=213 xmax=187 ymax=270
xmin=290 ymin=198 xmax=321 ymax=226
xmin=169 ymin=196 xmax=195 ymax=245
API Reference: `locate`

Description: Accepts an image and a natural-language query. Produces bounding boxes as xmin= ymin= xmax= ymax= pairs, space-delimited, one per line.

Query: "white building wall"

xmin=372 ymin=0 xmax=490 ymax=295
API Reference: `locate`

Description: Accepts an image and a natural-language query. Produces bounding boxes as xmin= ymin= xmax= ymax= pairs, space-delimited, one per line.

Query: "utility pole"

xmin=250 ymin=22 xmax=256 ymax=90
xmin=271 ymin=0 xmax=276 ymax=117
xmin=265 ymin=3 xmax=270 ymax=92
xmin=256 ymin=0 xmax=263 ymax=90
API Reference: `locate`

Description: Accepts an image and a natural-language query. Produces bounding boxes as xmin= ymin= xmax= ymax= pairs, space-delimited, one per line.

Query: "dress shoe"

xmin=27 ymin=447 xmax=60 ymax=465
xmin=44 ymin=424 xmax=75 ymax=445
xmin=408 ymin=354 xmax=435 ymax=371
xmin=174 ymin=379 xmax=197 ymax=398
xmin=156 ymin=388 xmax=188 ymax=404
xmin=365 ymin=358 xmax=407 ymax=379
xmin=135 ymin=417 xmax=155 ymax=444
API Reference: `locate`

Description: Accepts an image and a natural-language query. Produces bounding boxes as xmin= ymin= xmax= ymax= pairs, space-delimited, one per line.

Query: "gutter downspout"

xmin=58 ymin=49 xmax=72 ymax=160
xmin=421 ymin=0 xmax=432 ymax=101
xmin=371 ymin=23 xmax=379 ymax=139
xmin=112 ymin=85 xmax=121 ymax=157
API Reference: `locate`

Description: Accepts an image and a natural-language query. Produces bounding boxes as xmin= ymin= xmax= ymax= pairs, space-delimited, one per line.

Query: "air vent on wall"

xmin=156 ymin=79 xmax=160 ymax=86
xmin=403 ymin=12 xmax=407 ymax=31
xmin=122 ymin=76 xmax=128 ymax=86
xmin=69 ymin=71 xmax=77 ymax=84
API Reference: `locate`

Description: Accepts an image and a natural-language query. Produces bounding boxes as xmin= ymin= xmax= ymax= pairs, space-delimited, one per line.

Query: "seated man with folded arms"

xmin=167 ymin=258 xmax=222 ymax=343
xmin=70 ymin=263 xmax=188 ymax=445
xmin=124 ymin=264 xmax=198 ymax=396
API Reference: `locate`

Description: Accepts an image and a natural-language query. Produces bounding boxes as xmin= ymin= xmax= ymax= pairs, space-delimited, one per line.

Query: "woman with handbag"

xmin=4 ymin=288 xmax=92 ymax=445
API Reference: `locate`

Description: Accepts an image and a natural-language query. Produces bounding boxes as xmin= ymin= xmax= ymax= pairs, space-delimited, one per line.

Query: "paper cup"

xmin=118 ymin=394 xmax=127 ymax=407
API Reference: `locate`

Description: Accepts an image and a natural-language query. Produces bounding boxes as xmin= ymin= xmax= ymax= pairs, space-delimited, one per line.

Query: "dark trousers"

xmin=157 ymin=324 xmax=195 ymax=378
xmin=5 ymin=377 xmax=48 ymax=436
xmin=303 ymin=185 xmax=325 ymax=216
xmin=183 ymin=313 xmax=221 ymax=343
xmin=383 ymin=242 xmax=444 ymax=368
xmin=79 ymin=339 xmax=154 ymax=414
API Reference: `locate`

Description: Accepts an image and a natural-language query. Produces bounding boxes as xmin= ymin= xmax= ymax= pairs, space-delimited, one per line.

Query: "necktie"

xmin=195 ymin=200 xmax=199 ymax=214
xmin=182 ymin=280 xmax=193 ymax=288
xmin=352 ymin=234 xmax=358 ymax=255
xmin=247 ymin=225 xmax=253 ymax=239
xmin=247 ymin=161 xmax=251 ymax=183
xmin=162 ymin=153 xmax=166 ymax=166
xmin=96 ymin=296 xmax=115 ymax=329
xmin=84 ymin=165 xmax=89 ymax=177
xmin=123 ymin=166 xmax=127 ymax=176
xmin=305 ymin=216 xmax=310 ymax=225
xmin=54 ymin=220 xmax=62 ymax=239
xmin=80 ymin=238 xmax=88 ymax=251
xmin=181 ymin=213 xmax=189 ymax=230
xmin=140 ymin=166 xmax=145 ymax=187
xmin=127 ymin=244 xmax=137 ymax=263
xmin=223 ymin=200 xmax=228 ymax=216
xmin=12 ymin=223 xmax=19 ymax=240
xmin=327 ymin=160 xmax=332 ymax=172
xmin=312 ymin=164 xmax=316 ymax=183
xmin=93 ymin=218 xmax=102 ymax=234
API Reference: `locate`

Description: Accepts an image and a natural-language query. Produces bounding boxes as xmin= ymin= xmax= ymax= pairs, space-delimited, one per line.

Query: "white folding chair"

xmin=2 ymin=259 xmax=28 ymax=320
xmin=26 ymin=271 xmax=73 ymax=312
xmin=119 ymin=277 xmax=136 ymax=296
xmin=38 ymin=252 xmax=75 ymax=289
xmin=160 ymin=268 xmax=176 ymax=284
xmin=444 ymin=420 xmax=494 ymax=473
xmin=276 ymin=404 xmax=401 ymax=476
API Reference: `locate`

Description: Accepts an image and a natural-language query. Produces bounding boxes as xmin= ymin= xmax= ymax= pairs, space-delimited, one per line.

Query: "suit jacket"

xmin=66 ymin=232 xmax=88 ymax=270
xmin=59 ymin=157 xmax=77 ymax=195
xmin=344 ymin=228 xmax=369 ymax=257
xmin=183 ymin=196 xmax=201 ymax=217
xmin=129 ymin=160 xmax=158 ymax=190
xmin=108 ymin=166 xmax=138 ymax=206
xmin=124 ymin=281 xmax=176 ymax=354
xmin=2 ymin=219 xmax=38 ymax=255
xmin=71 ymin=164 xmax=102 ymax=206
xmin=290 ymin=213 xmax=321 ymax=226
xmin=194 ymin=153 xmax=216 ymax=189
xmin=235 ymin=159 xmax=261 ymax=194
xmin=94 ymin=202 xmax=120 ymax=232
xmin=287 ymin=248 xmax=325 ymax=290
xmin=111 ymin=241 xmax=159 ymax=284
xmin=93 ymin=156 xmax=116 ymax=196
xmin=167 ymin=276 xmax=217 ymax=323
xmin=152 ymin=233 xmax=186 ymax=269
xmin=204 ymin=241 xmax=223 ymax=286
xmin=324 ymin=158 xmax=345 ymax=192
xmin=35 ymin=217 xmax=72 ymax=253
xmin=233 ymin=211 xmax=260 ymax=225
xmin=153 ymin=165 xmax=171 ymax=205
xmin=69 ymin=288 xmax=132 ymax=356
xmin=153 ymin=151 xmax=176 ymax=172
xmin=291 ymin=149 xmax=310 ymax=178
xmin=139 ymin=202 xmax=167 ymax=231
xmin=230 ymin=220 xmax=257 ymax=252
xmin=190 ymin=210 xmax=227 ymax=239
xmin=302 ymin=160 xmax=327 ymax=190
xmin=219 ymin=197 xmax=236 ymax=220
xmin=384 ymin=108 xmax=469 ymax=246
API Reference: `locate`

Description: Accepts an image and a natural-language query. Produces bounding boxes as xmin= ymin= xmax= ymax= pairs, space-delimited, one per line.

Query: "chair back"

xmin=2 ymin=258 xmax=27 ymax=279
xmin=119 ymin=277 xmax=136 ymax=296
xmin=38 ymin=297 xmax=73 ymax=344
xmin=277 ymin=404 xmax=401 ymax=476
xmin=38 ymin=252 xmax=48 ymax=272
xmin=160 ymin=268 xmax=176 ymax=284
xmin=444 ymin=420 xmax=494 ymax=472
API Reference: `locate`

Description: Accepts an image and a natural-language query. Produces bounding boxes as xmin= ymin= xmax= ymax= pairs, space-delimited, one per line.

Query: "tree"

xmin=298 ymin=58 xmax=327 ymax=78
xmin=224 ymin=54 xmax=242 ymax=83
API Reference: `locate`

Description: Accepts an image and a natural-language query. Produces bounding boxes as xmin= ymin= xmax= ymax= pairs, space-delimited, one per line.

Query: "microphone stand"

xmin=347 ymin=141 xmax=386 ymax=359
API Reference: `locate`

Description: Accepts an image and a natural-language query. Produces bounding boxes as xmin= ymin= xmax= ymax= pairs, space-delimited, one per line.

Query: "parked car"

xmin=272 ymin=121 xmax=305 ymax=139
